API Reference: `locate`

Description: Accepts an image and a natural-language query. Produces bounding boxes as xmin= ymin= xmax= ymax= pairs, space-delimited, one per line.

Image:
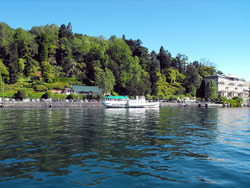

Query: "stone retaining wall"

xmin=0 ymin=101 xmax=104 ymax=108
xmin=0 ymin=101 xmax=224 ymax=108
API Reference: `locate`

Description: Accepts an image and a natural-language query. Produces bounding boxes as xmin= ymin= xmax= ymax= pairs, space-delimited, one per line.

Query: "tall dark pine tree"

xmin=149 ymin=51 xmax=160 ymax=95
xmin=37 ymin=31 xmax=49 ymax=63
xmin=205 ymin=80 xmax=218 ymax=100
xmin=58 ymin=24 xmax=67 ymax=39
xmin=157 ymin=46 xmax=171 ymax=71
xmin=197 ymin=79 xmax=206 ymax=98
xmin=176 ymin=53 xmax=188 ymax=73
xmin=58 ymin=22 xmax=73 ymax=40
xmin=192 ymin=60 xmax=200 ymax=68
xmin=134 ymin=46 xmax=150 ymax=70
xmin=37 ymin=32 xmax=50 ymax=81
xmin=66 ymin=22 xmax=73 ymax=40
xmin=5 ymin=43 xmax=20 ymax=83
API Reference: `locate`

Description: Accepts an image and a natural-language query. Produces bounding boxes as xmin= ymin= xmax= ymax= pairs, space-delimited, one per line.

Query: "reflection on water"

xmin=216 ymin=108 xmax=250 ymax=149
xmin=0 ymin=107 xmax=250 ymax=187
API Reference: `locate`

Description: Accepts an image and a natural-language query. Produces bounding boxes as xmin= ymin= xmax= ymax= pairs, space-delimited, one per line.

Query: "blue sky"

xmin=1 ymin=0 xmax=250 ymax=80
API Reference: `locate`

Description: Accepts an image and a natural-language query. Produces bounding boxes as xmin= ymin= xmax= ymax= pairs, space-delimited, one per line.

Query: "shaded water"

xmin=0 ymin=107 xmax=250 ymax=187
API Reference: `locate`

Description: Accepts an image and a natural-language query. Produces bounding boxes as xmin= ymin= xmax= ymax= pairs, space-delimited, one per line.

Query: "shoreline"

xmin=0 ymin=101 xmax=103 ymax=108
xmin=0 ymin=101 xmax=225 ymax=108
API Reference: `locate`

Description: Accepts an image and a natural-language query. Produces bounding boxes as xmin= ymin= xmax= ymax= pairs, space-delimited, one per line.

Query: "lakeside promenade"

xmin=0 ymin=101 xmax=224 ymax=108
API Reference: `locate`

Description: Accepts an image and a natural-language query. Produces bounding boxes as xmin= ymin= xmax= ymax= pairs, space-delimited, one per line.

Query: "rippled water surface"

xmin=0 ymin=107 xmax=250 ymax=187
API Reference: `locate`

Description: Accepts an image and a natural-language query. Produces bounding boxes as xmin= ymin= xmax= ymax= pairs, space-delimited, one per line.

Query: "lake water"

xmin=0 ymin=107 xmax=250 ymax=187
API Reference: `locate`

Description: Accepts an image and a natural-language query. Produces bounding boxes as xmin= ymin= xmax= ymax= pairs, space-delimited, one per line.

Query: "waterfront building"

xmin=204 ymin=74 xmax=250 ymax=105
xmin=71 ymin=86 xmax=102 ymax=95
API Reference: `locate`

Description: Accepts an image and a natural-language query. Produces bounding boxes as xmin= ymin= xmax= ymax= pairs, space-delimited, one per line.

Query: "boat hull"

xmin=127 ymin=102 xmax=159 ymax=108
xmin=102 ymin=96 xmax=159 ymax=108
xmin=103 ymin=101 xmax=159 ymax=108
xmin=102 ymin=101 xmax=127 ymax=108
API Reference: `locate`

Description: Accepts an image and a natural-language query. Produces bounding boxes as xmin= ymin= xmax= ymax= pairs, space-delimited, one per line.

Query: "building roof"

xmin=205 ymin=74 xmax=245 ymax=81
xmin=71 ymin=86 xmax=102 ymax=94
xmin=104 ymin=96 xmax=129 ymax=99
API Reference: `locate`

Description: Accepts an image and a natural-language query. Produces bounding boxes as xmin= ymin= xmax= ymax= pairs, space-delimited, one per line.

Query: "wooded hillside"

xmin=0 ymin=22 xmax=219 ymax=99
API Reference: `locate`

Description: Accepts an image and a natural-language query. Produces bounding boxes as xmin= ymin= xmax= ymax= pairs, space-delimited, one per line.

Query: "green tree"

xmin=66 ymin=93 xmax=77 ymax=100
xmin=0 ymin=59 xmax=9 ymax=77
xmin=196 ymin=79 xmax=206 ymax=98
xmin=58 ymin=24 xmax=67 ymax=39
xmin=156 ymin=71 xmax=176 ymax=98
xmin=165 ymin=68 xmax=185 ymax=84
xmin=0 ymin=22 xmax=15 ymax=60
xmin=5 ymin=43 xmax=20 ymax=83
xmin=41 ymin=61 xmax=51 ymax=82
xmin=14 ymin=89 xmax=27 ymax=100
xmin=30 ymin=24 xmax=59 ymax=62
xmin=37 ymin=31 xmax=49 ymax=63
xmin=148 ymin=51 xmax=160 ymax=95
xmin=107 ymin=36 xmax=141 ymax=94
xmin=41 ymin=91 xmax=52 ymax=99
xmin=23 ymin=56 xmax=36 ymax=81
xmin=19 ymin=58 xmax=25 ymax=72
xmin=157 ymin=46 xmax=171 ymax=71
xmin=184 ymin=65 xmax=202 ymax=94
xmin=187 ymin=84 xmax=197 ymax=97
xmin=176 ymin=53 xmax=188 ymax=73
xmin=137 ymin=70 xmax=151 ymax=95
xmin=199 ymin=65 xmax=216 ymax=78
xmin=0 ymin=59 xmax=9 ymax=86
xmin=133 ymin=45 xmax=150 ymax=71
xmin=66 ymin=22 xmax=73 ymax=40
xmin=56 ymin=37 xmax=73 ymax=77
xmin=95 ymin=68 xmax=115 ymax=94
xmin=14 ymin=28 xmax=34 ymax=58
xmin=84 ymin=42 xmax=106 ymax=84
xmin=205 ymin=80 xmax=218 ymax=100
xmin=107 ymin=59 xmax=120 ymax=91
xmin=120 ymin=56 xmax=143 ymax=95
xmin=59 ymin=23 xmax=73 ymax=40
xmin=34 ymin=84 xmax=48 ymax=92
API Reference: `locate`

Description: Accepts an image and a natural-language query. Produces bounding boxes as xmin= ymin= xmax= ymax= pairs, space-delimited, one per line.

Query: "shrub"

xmin=169 ymin=95 xmax=178 ymax=101
xmin=23 ymin=82 xmax=32 ymax=88
xmin=220 ymin=96 xmax=227 ymax=104
xmin=32 ymin=80 xmax=44 ymax=87
xmin=41 ymin=91 xmax=52 ymax=99
xmin=220 ymin=96 xmax=243 ymax=107
xmin=34 ymin=85 xmax=48 ymax=92
xmin=27 ymin=92 xmax=44 ymax=99
xmin=44 ymin=82 xmax=69 ymax=90
xmin=53 ymin=82 xmax=69 ymax=90
xmin=13 ymin=89 xmax=27 ymax=100
xmin=44 ymin=83 xmax=53 ymax=90
xmin=66 ymin=93 xmax=77 ymax=100
xmin=145 ymin=94 xmax=152 ymax=100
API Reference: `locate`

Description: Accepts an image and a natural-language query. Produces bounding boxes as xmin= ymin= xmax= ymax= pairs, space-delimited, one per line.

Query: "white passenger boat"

xmin=102 ymin=96 xmax=159 ymax=108
xmin=102 ymin=96 xmax=129 ymax=108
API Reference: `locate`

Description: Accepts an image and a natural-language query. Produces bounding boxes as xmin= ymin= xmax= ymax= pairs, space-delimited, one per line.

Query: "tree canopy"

xmin=0 ymin=22 xmax=219 ymax=99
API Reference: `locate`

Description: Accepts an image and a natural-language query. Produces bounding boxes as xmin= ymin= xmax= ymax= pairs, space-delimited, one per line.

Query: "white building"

xmin=204 ymin=74 xmax=250 ymax=105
